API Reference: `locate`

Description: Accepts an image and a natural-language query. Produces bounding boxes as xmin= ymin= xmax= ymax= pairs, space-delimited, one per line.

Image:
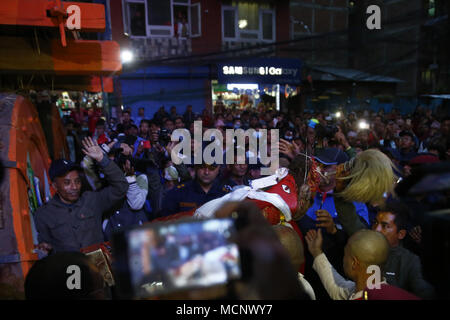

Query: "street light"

xmin=121 ymin=50 xmax=134 ymax=63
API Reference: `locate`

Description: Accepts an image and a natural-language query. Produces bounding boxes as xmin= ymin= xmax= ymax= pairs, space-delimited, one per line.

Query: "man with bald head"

xmin=306 ymin=229 xmax=419 ymax=300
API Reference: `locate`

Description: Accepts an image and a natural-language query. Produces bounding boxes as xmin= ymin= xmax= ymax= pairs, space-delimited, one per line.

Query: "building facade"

xmin=109 ymin=0 xmax=295 ymax=118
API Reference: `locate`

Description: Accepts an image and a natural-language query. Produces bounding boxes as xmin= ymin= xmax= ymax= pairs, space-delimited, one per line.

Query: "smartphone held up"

xmin=111 ymin=218 xmax=241 ymax=299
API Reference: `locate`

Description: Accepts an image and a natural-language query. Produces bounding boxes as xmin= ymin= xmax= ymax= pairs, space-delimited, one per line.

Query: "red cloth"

xmin=150 ymin=208 xmax=196 ymax=223
xmin=409 ymin=154 xmax=440 ymax=165
xmin=363 ymin=283 xmax=421 ymax=300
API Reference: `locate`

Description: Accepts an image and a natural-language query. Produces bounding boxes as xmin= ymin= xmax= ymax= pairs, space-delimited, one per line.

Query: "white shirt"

xmin=312 ymin=253 xmax=387 ymax=300
xmin=312 ymin=253 xmax=356 ymax=300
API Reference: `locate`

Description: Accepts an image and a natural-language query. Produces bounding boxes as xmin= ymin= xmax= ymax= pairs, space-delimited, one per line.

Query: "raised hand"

xmin=334 ymin=127 xmax=350 ymax=149
xmin=305 ymin=228 xmax=323 ymax=258
xmin=166 ymin=141 xmax=177 ymax=156
xmin=120 ymin=143 xmax=133 ymax=156
xmin=82 ymin=137 xmax=104 ymax=162
xmin=279 ymin=138 xmax=296 ymax=160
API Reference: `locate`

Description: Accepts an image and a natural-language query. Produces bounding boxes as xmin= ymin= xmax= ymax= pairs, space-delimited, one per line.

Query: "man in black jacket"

xmin=372 ymin=200 xmax=435 ymax=299
xmin=35 ymin=137 xmax=128 ymax=253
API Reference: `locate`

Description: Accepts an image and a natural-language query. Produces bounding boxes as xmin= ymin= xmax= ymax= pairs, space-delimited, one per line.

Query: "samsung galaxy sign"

xmin=222 ymin=66 xmax=298 ymax=77
xmin=218 ymin=58 xmax=302 ymax=85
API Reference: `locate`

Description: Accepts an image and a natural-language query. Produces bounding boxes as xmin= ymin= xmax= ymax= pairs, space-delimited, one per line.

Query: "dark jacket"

xmin=297 ymin=196 xmax=368 ymax=300
xmin=159 ymin=179 xmax=228 ymax=217
xmin=35 ymin=157 xmax=128 ymax=252
xmin=103 ymin=200 xmax=147 ymax=241
xmin=383 ymin=245 xmax=435 ymax=299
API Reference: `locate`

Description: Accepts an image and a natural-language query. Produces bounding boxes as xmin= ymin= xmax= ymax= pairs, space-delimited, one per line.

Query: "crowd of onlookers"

xmin=21 ymin=101 xmax=450 ymax=300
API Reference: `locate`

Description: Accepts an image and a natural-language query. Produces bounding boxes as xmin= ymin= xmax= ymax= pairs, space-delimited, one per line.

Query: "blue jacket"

xmin=306 ymin=192 xmax=370 ymax=227
xmin=160 ymin=179 xmax=229 ymax=217
xmin=103 ymin=200 xmax=148 ymax=241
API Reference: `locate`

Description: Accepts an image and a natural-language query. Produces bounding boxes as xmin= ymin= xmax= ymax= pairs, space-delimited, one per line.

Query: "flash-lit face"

xmin=372 ymin=211 xmax=402 ymax=247
xmin=54 ymin=170 xmax=82 ymax=204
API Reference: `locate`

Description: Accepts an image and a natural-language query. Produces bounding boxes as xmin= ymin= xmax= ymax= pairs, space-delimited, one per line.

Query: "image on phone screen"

xmin=117 ymin=218 xmax=241 ymax=298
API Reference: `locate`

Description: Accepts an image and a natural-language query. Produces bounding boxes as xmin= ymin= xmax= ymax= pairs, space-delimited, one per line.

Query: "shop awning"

xmin=311 ymin=66 xmax=403 ymax=83
xmin=421 ymin=94 xmax=450 ymax=99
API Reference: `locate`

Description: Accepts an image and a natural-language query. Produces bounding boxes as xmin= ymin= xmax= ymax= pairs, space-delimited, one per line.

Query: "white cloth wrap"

xmin=193 ymin=186 xmax=292 ymax=222
xmin=249 ymin=167 xmax=289 ymax=190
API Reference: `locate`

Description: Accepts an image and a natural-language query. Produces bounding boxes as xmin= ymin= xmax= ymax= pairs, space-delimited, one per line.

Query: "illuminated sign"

xmin=222 ymin=66 xmax=298 ymax=77
xmin=218 ymin=58 xmax=302 ymax=85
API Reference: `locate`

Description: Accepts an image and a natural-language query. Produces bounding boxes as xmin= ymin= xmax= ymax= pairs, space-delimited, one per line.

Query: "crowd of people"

xmin=24 ymin=101 xmax=450 ymax=300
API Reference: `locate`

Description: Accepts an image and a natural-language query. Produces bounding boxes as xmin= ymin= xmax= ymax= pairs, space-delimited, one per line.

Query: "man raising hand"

xmin=35 ymin=137 xmax=128 ymax=253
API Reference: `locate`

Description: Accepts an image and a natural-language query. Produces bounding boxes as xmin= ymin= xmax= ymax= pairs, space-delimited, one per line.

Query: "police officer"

xmin=221 ymin=161 xmax=251 ymax=191
xmin=220 ymin=149 xmax=252 ymax=191
xmin=159 ymin=162 xmax=228 ymax=217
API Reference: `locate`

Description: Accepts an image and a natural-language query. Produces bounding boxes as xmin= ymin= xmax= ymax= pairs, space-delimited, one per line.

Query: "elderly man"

xmin=35 ymin=137 xmax=128 ymax=253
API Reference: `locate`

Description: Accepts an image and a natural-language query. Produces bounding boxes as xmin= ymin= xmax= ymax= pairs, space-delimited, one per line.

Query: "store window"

xmin=126 ymin=2 xmax=146 ymax=36
xmin=123 ymin=0 xmax=201 ymax=38
xmin=223 ymin=7 xmax=237 ymax=39
xmin=261 ymin=10 xmax=274 ymax=41
xmin=222 ymin=1 xmax=274 ymax=42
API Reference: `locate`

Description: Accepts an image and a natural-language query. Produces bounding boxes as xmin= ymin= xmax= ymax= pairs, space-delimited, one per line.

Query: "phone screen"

xmin=112 ymin=218 xmax=241 ymax=298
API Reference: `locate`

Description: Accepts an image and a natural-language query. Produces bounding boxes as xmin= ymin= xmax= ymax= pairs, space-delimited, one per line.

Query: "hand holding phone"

xmin=112 ymin=218 xmax=241 ymax=299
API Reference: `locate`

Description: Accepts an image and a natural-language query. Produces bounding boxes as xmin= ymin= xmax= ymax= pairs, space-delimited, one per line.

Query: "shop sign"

xmin=218 ymin=58 xmax=302 ymax=85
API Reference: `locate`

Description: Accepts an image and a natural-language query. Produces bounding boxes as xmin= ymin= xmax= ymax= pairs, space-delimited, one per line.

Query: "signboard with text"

xmin=218 ymin=58 xmax=302 ymax=85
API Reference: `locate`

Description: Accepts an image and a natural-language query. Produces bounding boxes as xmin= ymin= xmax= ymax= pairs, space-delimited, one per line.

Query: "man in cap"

xmin=300 ymin=147 xmax=370 ymax=230
xmin=296 ymin=147 xmax=370 ymax=299
xmin=34 ymin=137 xmax=128 ymax=253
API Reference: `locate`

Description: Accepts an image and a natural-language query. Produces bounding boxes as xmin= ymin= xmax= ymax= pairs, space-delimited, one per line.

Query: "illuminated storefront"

xmin=213 ymin=58 xmax=302 ymax=111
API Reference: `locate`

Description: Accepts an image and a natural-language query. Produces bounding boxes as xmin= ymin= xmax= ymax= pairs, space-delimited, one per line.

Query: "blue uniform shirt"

xmin=306 ymin=192 xmax=370 ymax=227
xmin=160 ymin=178 xmax=229 ymax=217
